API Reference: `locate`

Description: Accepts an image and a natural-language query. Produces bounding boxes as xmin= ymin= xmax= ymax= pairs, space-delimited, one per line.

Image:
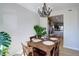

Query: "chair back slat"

xmin=21 ymin=43 xmax=33 ymax=56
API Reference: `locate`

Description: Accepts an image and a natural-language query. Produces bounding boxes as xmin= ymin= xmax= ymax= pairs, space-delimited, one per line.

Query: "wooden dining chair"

xmin=30 ymin=35 xmax=36 ymax=42
xmin=53 ymin=42 xmax=60 ymax=56
xmin=21 ymin=43 xmax=33 ymax=56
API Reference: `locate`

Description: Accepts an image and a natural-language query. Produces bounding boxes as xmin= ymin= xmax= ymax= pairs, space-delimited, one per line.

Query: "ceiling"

xmin=18 ymin=3 xmax=79 ymax=13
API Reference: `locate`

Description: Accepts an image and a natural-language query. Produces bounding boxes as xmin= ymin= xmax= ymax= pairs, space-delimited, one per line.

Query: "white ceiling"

xmin=18 ymin=3 xmax=79 ymax=13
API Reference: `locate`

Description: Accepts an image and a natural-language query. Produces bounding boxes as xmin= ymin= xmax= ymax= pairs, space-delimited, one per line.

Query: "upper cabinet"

xmin=48 ymin=15 xmax=63 ymax=31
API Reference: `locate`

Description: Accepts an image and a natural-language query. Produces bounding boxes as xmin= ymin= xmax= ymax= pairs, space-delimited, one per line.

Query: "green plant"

xmin=2 ymin=47 xmax=9 ymax=56
xmin=0 ymin=32 xmax=11 ymax=56
xmin=34 ymin=25 xmax=47 ymax=38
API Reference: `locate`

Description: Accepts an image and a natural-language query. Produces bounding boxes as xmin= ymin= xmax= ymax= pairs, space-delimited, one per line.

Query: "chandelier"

xmin=38 ymin=3 xmax=52 ymax=17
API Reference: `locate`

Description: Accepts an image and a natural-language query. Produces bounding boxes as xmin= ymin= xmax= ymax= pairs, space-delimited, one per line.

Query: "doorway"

xmin=48 ymin=15 xmax=64 ymax=47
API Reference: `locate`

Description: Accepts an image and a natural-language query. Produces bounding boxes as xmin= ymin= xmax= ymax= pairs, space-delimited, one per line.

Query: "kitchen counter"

xmin=50 ymin=30 xmax=63 ymax=37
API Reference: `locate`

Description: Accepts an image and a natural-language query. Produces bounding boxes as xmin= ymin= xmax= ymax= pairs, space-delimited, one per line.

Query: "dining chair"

xmin=30 ymin=35 xmax=36 ymax=42
xmin=53 ymin=42 xmax=60 ymax=56
xmin=21 ymin=43 xmax=33 ymax=56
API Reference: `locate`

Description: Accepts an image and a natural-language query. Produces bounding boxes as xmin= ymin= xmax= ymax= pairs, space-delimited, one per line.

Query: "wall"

xmin=50 ymin=8 xmax=79 ymax=51
xmin=0 ymin=3 xmax=40 ymax=55
xmin=39 ymin=17 xmax=48 ymax=34
xmin=0 ymin=6 xmax=3 ymax=30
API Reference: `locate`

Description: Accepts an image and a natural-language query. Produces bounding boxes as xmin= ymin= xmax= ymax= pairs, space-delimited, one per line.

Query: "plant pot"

xmin=36 ymin=35 xmax=41 ymax=39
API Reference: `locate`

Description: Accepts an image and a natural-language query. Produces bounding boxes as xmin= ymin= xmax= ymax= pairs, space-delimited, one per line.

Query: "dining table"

xmin=28 ymin=37 xmax=60 ymax=56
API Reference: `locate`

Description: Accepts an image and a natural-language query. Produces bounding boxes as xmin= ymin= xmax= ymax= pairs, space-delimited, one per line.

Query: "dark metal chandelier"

xmin=38 ymin=3 xmax=52 ymax=17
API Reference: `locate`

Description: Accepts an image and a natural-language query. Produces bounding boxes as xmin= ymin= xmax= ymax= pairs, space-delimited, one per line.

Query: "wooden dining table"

xmin=28 ymin=37 xmax=60 ymax=56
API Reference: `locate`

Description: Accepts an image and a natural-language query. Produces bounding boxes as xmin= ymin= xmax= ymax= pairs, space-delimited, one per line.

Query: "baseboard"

xmin=64 ymin=46 xmax=79 ymax=51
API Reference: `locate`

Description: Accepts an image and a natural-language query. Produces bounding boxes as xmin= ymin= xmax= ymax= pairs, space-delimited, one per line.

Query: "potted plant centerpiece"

xmin=34 ymin=25 xmax=47 ymax=39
